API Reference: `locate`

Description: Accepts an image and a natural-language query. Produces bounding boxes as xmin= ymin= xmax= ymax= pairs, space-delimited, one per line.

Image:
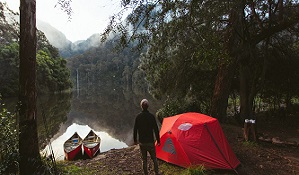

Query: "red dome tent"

xmin=156 ymin=112 xmax=240 ymax=171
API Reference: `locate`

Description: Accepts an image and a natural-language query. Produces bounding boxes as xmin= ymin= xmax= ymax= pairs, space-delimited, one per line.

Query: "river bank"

xmin=59 ymin=123 xmax=299 ymax=175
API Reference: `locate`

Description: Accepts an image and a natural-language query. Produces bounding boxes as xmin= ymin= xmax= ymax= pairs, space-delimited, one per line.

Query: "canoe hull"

xmin=64 ymin=144 xmax=82 ymax=161
xmin=82 ymin=130 xmax=101 ymax=159
xmin=63 ymin=132 xmax=83 ymax=161
xmin=83 ymin=143 xmax=100 ymax=158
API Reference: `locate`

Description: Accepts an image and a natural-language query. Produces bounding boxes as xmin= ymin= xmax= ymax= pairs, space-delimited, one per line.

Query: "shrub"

xmin=0 ymin=100 xmax=19 ymax=174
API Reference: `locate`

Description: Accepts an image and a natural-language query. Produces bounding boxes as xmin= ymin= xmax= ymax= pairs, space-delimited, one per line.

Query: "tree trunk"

xmin=210 ymin=2 xmax=244 ymax=121
xmin=19 ymin=0 xmax=40 ymax=174
xmin=210 ymin=61 xmax=236 ymax=121
xmin=239 ymin=63 xmax=255 ymax=120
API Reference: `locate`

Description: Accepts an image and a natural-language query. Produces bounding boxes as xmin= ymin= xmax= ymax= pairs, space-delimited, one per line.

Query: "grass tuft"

xmin=184 ymin=165 xmax=208 ymax=175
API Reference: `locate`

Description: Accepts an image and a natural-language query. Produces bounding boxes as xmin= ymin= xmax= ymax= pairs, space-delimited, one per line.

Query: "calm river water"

xmin=4 ymin=88 xmax=162 ymax=160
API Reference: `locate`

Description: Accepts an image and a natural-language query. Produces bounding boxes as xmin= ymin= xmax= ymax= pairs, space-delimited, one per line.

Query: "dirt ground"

xmin=63 ymin=120 xmax=299 ymax=175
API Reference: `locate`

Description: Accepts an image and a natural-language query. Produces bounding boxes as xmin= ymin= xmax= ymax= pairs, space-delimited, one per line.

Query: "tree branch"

xmin=252 ymin=6 xmax=299 ymax=45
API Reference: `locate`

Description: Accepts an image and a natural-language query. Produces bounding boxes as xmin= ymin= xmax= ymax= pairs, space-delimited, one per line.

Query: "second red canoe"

xmin=82 ymin=130 xmax=101 ymax=158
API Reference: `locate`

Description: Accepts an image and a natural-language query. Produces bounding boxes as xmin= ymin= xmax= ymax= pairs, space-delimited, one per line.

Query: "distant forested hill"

xmin=67 ymin=40 xmax=148 ymax=95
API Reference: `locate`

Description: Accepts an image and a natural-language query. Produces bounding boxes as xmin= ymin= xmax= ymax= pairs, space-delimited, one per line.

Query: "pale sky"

xmin=1 ymin=0 xmax=125 ymax=42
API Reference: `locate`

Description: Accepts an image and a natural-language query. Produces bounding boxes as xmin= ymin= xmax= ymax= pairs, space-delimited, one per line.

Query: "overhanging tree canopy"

xmin=103 ymin=0 xmax=299 ymax=121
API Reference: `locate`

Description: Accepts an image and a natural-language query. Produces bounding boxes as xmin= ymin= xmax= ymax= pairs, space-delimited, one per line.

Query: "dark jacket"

xmin=133 ymin=109 xmax=160 ymax=144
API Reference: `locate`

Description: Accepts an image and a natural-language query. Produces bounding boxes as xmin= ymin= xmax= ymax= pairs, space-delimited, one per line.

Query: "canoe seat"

xmin=64 ymin=144 xmax=81 ymax=152
xmin=65 ymin=141 xmax=81 ymax=147
xmin=84 ymin=143 xmax=99 ymax=148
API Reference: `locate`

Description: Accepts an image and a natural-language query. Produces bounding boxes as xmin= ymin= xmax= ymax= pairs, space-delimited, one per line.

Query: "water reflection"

xmin=2 ymin=87 xmax=162 ymax=160
xmin=43 ymin=123 xmax=127 ymax=160
xmin=41 ymin=87 xmax=162 ymax=160
xmin=2 ymin=86 xmax=162 ymax=161
xmin=37 ymin=93 xmax=72 ymax=148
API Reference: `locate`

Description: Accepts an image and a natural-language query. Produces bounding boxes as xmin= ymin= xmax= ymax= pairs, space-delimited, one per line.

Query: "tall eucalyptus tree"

xmin=19 ymin=0 xmax=40 ymax=174
xmin=18 ymin=0 xmax=73 ymax=174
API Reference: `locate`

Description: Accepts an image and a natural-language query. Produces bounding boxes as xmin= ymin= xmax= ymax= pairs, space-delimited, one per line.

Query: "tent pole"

xmin=204 ymin=123 xmax=239 ymax=175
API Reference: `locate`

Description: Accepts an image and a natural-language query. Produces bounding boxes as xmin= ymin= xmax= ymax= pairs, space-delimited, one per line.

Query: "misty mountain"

xmin=37 ymin=20 xmax=71 ymax=49
xmin=71 ymin=33 xmax=101 ymax=54
xmin=1 ymin=2 xmax=103 ymax=59
xmin=37 ymin=20 xmax=101 ymax=58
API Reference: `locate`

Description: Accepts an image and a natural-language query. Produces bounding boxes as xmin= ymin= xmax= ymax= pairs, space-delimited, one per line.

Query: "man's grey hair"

xmin=140 ymin=99 xmax=149 ymax=109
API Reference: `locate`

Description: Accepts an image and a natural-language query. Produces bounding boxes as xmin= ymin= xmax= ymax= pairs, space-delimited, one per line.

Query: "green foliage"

xmin=0 ymin=3 xmax=19 ymax=45
xmin=0 ymin=42 xmax=19 ymax=96
xmin=0 ymin=4 xmax=72 ymax=97
xmin=102 ymin=0 xmax=299 ymax=123
xmin=260 ymin=40 xmax=299 ymax=101
xmin=184 ymin=166 xmax=208 ymax=175
xmin=102 ymin=0 xmax=227 ymax=117
xmin=156 ymin=88 xmax=214 ymax=121
xmin=156 ymin=97 xmax=202 ymax=122
xmin=36 ymin=30 xmax=73 ymax=93
xmin=0 ymin=101 xmax=18 ymax=174
xmin=158 ymin=162 xmax=185 ymax=175
xmin=0 ymin=41 xmax=73 ymax=97
xmin=67 ymin=41 xmax=146 ymax=93
xmin=36 ymin=49 xmax=73 ymax=93
xmin=57 ymin=163 xmax=98 ymax=175
xmin=137 ymin=1 xmax=224 ymax=100
xmin=158 ymin=163 xmax=209 ymax=175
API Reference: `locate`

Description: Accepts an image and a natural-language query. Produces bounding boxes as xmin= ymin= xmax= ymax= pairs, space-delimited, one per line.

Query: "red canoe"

xmin=63 ymin=132 xmax=83 ymax=161
xmin=82 ymin=130 xmax=101 ymax=158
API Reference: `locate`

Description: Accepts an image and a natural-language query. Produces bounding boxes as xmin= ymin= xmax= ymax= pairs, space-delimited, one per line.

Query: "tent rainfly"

xmin=156 ymin=112 xmax=240 ymax=171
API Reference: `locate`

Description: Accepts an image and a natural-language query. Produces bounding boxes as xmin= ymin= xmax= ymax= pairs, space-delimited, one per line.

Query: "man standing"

xmin=134 ymin=99 xmax=160 ymax=175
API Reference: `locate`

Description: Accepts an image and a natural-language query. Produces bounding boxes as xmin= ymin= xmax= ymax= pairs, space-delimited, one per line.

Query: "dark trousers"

xmin=139 ymin=143 xmax=159 ymax=175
